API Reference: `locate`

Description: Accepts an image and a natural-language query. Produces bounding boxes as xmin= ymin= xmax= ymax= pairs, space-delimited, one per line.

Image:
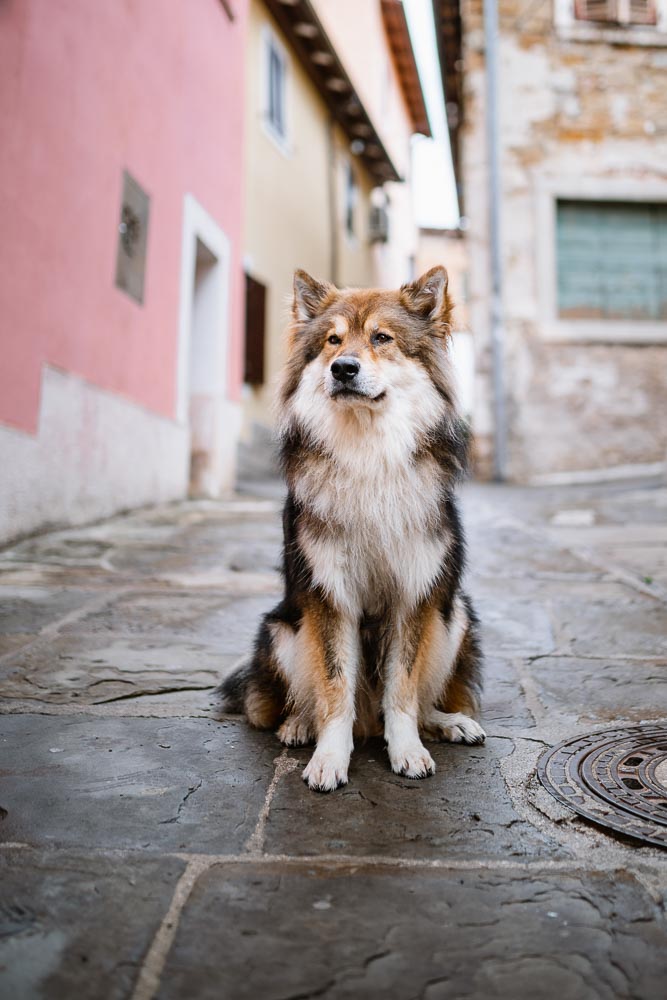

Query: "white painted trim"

xmin=176 ymin=193 xmax=232 ymax=423
xmin=260 ymin=22 xmax=292 ymax=157
xmin=535 ymin=177 xmax=667 ymax=344
xmin=529 ymin=460 xmax=666 ymax=487
xmin=554 ymin=0 xmax=667 ymax=44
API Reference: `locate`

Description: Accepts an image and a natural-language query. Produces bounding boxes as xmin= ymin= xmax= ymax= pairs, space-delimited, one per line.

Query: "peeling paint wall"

xmin=461 ymin=0 xmax=667 ymax=480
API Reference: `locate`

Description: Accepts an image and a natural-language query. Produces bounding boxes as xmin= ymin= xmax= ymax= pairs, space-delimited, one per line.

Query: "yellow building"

xmin=241 ymin=0 xmax=430 ymax=450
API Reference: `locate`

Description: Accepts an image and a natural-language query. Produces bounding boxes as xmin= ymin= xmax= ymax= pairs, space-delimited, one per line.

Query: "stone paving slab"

xmin=159 ymin=861 xmax=667 ymax=1000
xmin=0 ymin=850 xmax=185 ymax=1000
xmin=0 ymin=587 xmax=96 ymax=645
xmin=529 ymin=655 xmax=667 ymax=724
xmin=0 ymin=716 xmax=276 ymax=853
xmin=476 ymin=595 xmax=556 ymax=656
xmin=265 ymin=737 xmax=568 ymax=860
xmin=0 ymin=634 xmax=236 ymax=706
xmin=58 ymin=590 xmax=276 ymax=651
xmin=479 ymin=656 xmax=536 ymax=729
xmin=467 ymin=525 xmax=596 ymax=581
xmin=547 ymin=590 xmax=667 ymax=660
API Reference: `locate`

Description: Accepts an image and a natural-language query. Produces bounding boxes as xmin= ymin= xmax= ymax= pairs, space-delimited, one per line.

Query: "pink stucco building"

xmin=0 ymin=0 xmax=247 ymax=543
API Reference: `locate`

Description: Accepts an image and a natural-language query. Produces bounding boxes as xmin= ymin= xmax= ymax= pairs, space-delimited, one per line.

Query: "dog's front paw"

xmin=389 ymin=743 xmax=436 ymax=779
xmin=277 ymin=715 xmax=313 ymax=747
xmin=302 ymin=750 xmax=349 ymax=792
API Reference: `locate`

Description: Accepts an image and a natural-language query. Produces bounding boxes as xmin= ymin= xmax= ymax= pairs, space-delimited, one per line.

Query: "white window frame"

xmin=554 ymin=0 xmax=667 ymax=45
xmin=536 ymin=177 xmax=667 ymax=344
xmin=261 ymin=24 xmax=291 ymax=156
xmin=344 ymin=158 xmax=358 ymax=244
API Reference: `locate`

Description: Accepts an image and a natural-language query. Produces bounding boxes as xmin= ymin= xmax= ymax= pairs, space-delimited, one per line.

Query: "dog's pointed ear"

xmin=293 ymin=270 xmax=336 ymax=322
xmin=400 ymin=266 xmax=450 ymax=325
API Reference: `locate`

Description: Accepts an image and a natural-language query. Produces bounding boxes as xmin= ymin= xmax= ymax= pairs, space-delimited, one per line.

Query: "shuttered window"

xmin=556 ymin=200 xmax=667 ymax=321
xmin=574 ymin=0 xmax=657 ymax=24
xmin=244 ymin=274 xmax=267 ymax=385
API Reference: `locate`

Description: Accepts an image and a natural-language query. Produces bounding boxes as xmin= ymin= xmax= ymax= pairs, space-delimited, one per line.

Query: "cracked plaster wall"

xmin=460 ymin=0 xmax=667 ymax=480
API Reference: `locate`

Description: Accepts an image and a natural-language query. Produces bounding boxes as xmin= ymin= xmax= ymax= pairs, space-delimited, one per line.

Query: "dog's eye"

xmin=372 ymin=331 xmax=393 ymax=345
xmin=327 ymin=334 xmax=342 ymax=345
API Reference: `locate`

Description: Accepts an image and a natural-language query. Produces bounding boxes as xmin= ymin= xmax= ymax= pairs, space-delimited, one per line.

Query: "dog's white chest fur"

xmin=294 ymin=413 xmax=447 ymax=616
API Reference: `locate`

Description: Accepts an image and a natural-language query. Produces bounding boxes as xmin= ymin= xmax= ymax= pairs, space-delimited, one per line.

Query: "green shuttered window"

xmin=556 ymin=200 xmax=667 ymax=321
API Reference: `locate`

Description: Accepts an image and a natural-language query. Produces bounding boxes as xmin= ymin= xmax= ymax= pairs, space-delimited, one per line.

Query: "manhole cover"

xmin=538 ymin=725 xmax=667 ymax=848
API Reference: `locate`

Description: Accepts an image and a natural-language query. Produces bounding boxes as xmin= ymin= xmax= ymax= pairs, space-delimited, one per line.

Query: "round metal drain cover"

xmin=538 ymin=725 xmax=667 ymax=848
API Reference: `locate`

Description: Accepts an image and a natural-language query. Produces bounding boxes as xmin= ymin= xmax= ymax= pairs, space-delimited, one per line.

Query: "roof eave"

xmin=263 ymin=0 xmax=401 ymax=184
xmin=432 ymin=0 xmax=463 ymax=196
xmin=380 ymin=0 xmax=432 ymax=138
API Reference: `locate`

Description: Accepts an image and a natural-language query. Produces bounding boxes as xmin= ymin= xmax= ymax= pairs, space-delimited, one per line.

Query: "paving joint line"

xmin=127 ymin=749 xmax=301 ymax=1000
xmin=244 ymin=750 xmax=300 ymax=855
xmin=569 ymin=546 xmax=667 ymax=605
xmin=129 ymin=857 xmax=212 ymax=1000
xmin=3 ymin=843 xmax=666 ymax=874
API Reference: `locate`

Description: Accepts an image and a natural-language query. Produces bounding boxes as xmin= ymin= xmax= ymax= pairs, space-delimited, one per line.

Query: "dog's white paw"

xmin=425 ymin=711 xmax=486 ymax=746
xmin=390 ymin=743 xmax=436 ymax=779
xmin=277 ymin=715 xmax=313 ymax=747
xmin=302 ymin=750 xmax=349 ymax=792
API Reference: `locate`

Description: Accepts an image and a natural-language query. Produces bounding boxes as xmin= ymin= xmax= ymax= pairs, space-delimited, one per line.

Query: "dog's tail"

xmin=216 ymin=655 xmax=253 ymax=713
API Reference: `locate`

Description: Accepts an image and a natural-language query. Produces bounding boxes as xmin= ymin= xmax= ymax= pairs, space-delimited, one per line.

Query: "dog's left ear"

xmin=400 ymin=266 xmax=451 ymax=331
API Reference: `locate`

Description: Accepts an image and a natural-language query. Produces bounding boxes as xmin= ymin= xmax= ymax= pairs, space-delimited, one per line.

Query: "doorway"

xmin=188 ymin=238 xmax=220 ymax=496
xmin=177 ymin=195 xmax=235 ymax=498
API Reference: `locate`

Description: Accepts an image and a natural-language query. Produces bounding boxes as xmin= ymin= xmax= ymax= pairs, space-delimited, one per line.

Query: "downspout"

xmin=327 ymin=116 xmax=340 ymax=286
xmin=483 ymin=0 xmax=507 ymax=481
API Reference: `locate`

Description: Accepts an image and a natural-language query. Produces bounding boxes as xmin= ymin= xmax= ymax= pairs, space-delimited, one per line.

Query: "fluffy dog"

xmin=220 ymin=266 xmax=484 ymax=791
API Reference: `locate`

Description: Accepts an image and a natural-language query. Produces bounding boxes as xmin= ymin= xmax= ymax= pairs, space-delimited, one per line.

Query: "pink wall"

xmin=0 ymin=0 xmax=247 ymax=434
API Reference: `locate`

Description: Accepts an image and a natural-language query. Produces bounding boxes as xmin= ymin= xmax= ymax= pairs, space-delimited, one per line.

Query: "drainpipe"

xmin=483 ymin=0 xmax=507 ymax=481
xmin=327 ymin=117 xmax=340 ymax=286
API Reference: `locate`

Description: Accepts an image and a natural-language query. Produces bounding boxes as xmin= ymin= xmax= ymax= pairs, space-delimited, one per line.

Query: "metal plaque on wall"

xmin=115 ymin=170 xmax=150 ymax=304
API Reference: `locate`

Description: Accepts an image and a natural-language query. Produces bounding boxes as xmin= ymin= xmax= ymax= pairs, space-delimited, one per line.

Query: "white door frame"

xmin=176 ymin=193 xmax=232 ymax=425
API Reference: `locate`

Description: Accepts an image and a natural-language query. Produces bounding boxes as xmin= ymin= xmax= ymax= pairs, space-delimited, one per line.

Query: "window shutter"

xmin=556 ymin=201 xmax=667 ymax=322
xmin=244 ymin=274 xmax=267 ymax=385
xmin=575 ymin=0 xmax=616 ymax=22
xmin=574 ymin=0 xmax=657 ymax=21
xmin=626 ymin=0 xmax=657 ymax=24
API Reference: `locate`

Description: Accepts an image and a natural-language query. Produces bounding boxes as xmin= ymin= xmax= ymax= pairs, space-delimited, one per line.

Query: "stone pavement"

xmin=1 ymin=479 xmax=666 ymax=999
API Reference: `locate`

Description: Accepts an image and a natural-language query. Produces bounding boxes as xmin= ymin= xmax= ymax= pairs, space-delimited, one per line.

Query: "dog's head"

xmin=280 ymin=267 xmax=455 ymax=433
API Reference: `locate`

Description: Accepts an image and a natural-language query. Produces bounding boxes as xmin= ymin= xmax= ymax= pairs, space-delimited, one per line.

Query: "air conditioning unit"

xmin=369 ymin=204 xmax=389 ymax=244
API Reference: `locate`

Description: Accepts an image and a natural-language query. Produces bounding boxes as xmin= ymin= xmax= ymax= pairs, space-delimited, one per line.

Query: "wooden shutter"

xmin=575 ymin=0 xmax=616 ymax=22
xmin=556 ymin=201 xmax=667 ymax=322
xmin=244 ymin=274 xmax=267 ymax=385
xmin=574 ymin=0 xmax=657 ymax=22
xmin=626 ymin=0 xmax=658 ymax=24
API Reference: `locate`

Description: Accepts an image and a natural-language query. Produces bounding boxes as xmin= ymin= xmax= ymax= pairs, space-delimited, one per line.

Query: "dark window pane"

xmin=244 ymin=274 xmax=267 ymax=385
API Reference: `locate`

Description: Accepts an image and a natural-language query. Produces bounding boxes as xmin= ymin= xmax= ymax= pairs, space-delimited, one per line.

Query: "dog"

xmin=220 ymin=266 xmax=484 ymax=791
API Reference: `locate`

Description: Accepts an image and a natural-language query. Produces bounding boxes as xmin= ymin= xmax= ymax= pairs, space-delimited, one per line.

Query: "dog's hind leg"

xmin=423 ymin=592 xmax=485 ymax=744
xmin=218 ymin=613 xmax=289 ymax=730
xmin=277 ymin=713 xmax=314 ymax=747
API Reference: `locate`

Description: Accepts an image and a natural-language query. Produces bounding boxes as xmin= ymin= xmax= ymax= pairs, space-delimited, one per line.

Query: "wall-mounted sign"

xmin=115 ymin=170 xmax=150 ymax=305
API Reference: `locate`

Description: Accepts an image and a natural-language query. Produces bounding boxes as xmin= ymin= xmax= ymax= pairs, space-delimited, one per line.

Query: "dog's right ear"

xmin=293 ymin=270 xmax=336 ymax=322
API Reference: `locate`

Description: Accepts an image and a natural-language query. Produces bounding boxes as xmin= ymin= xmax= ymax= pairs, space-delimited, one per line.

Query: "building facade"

xmin=417 ymin=227 xmax=474 ymax=420
xmin=241 ymin=0 xmax=431 ymax=447
xmin=0 ymin=0 xmax=247 ymax=543
xmin=436 ymin=0 xmax=667 ymax=481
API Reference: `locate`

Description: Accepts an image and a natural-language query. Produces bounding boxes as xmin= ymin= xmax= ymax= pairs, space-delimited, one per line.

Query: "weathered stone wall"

xmin=461 ymin=0 xmax=667 ymax=480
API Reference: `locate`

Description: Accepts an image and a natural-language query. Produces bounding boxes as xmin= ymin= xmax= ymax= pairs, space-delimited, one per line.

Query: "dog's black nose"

xmin=331 ymin=357 xmax=360 ymax=383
